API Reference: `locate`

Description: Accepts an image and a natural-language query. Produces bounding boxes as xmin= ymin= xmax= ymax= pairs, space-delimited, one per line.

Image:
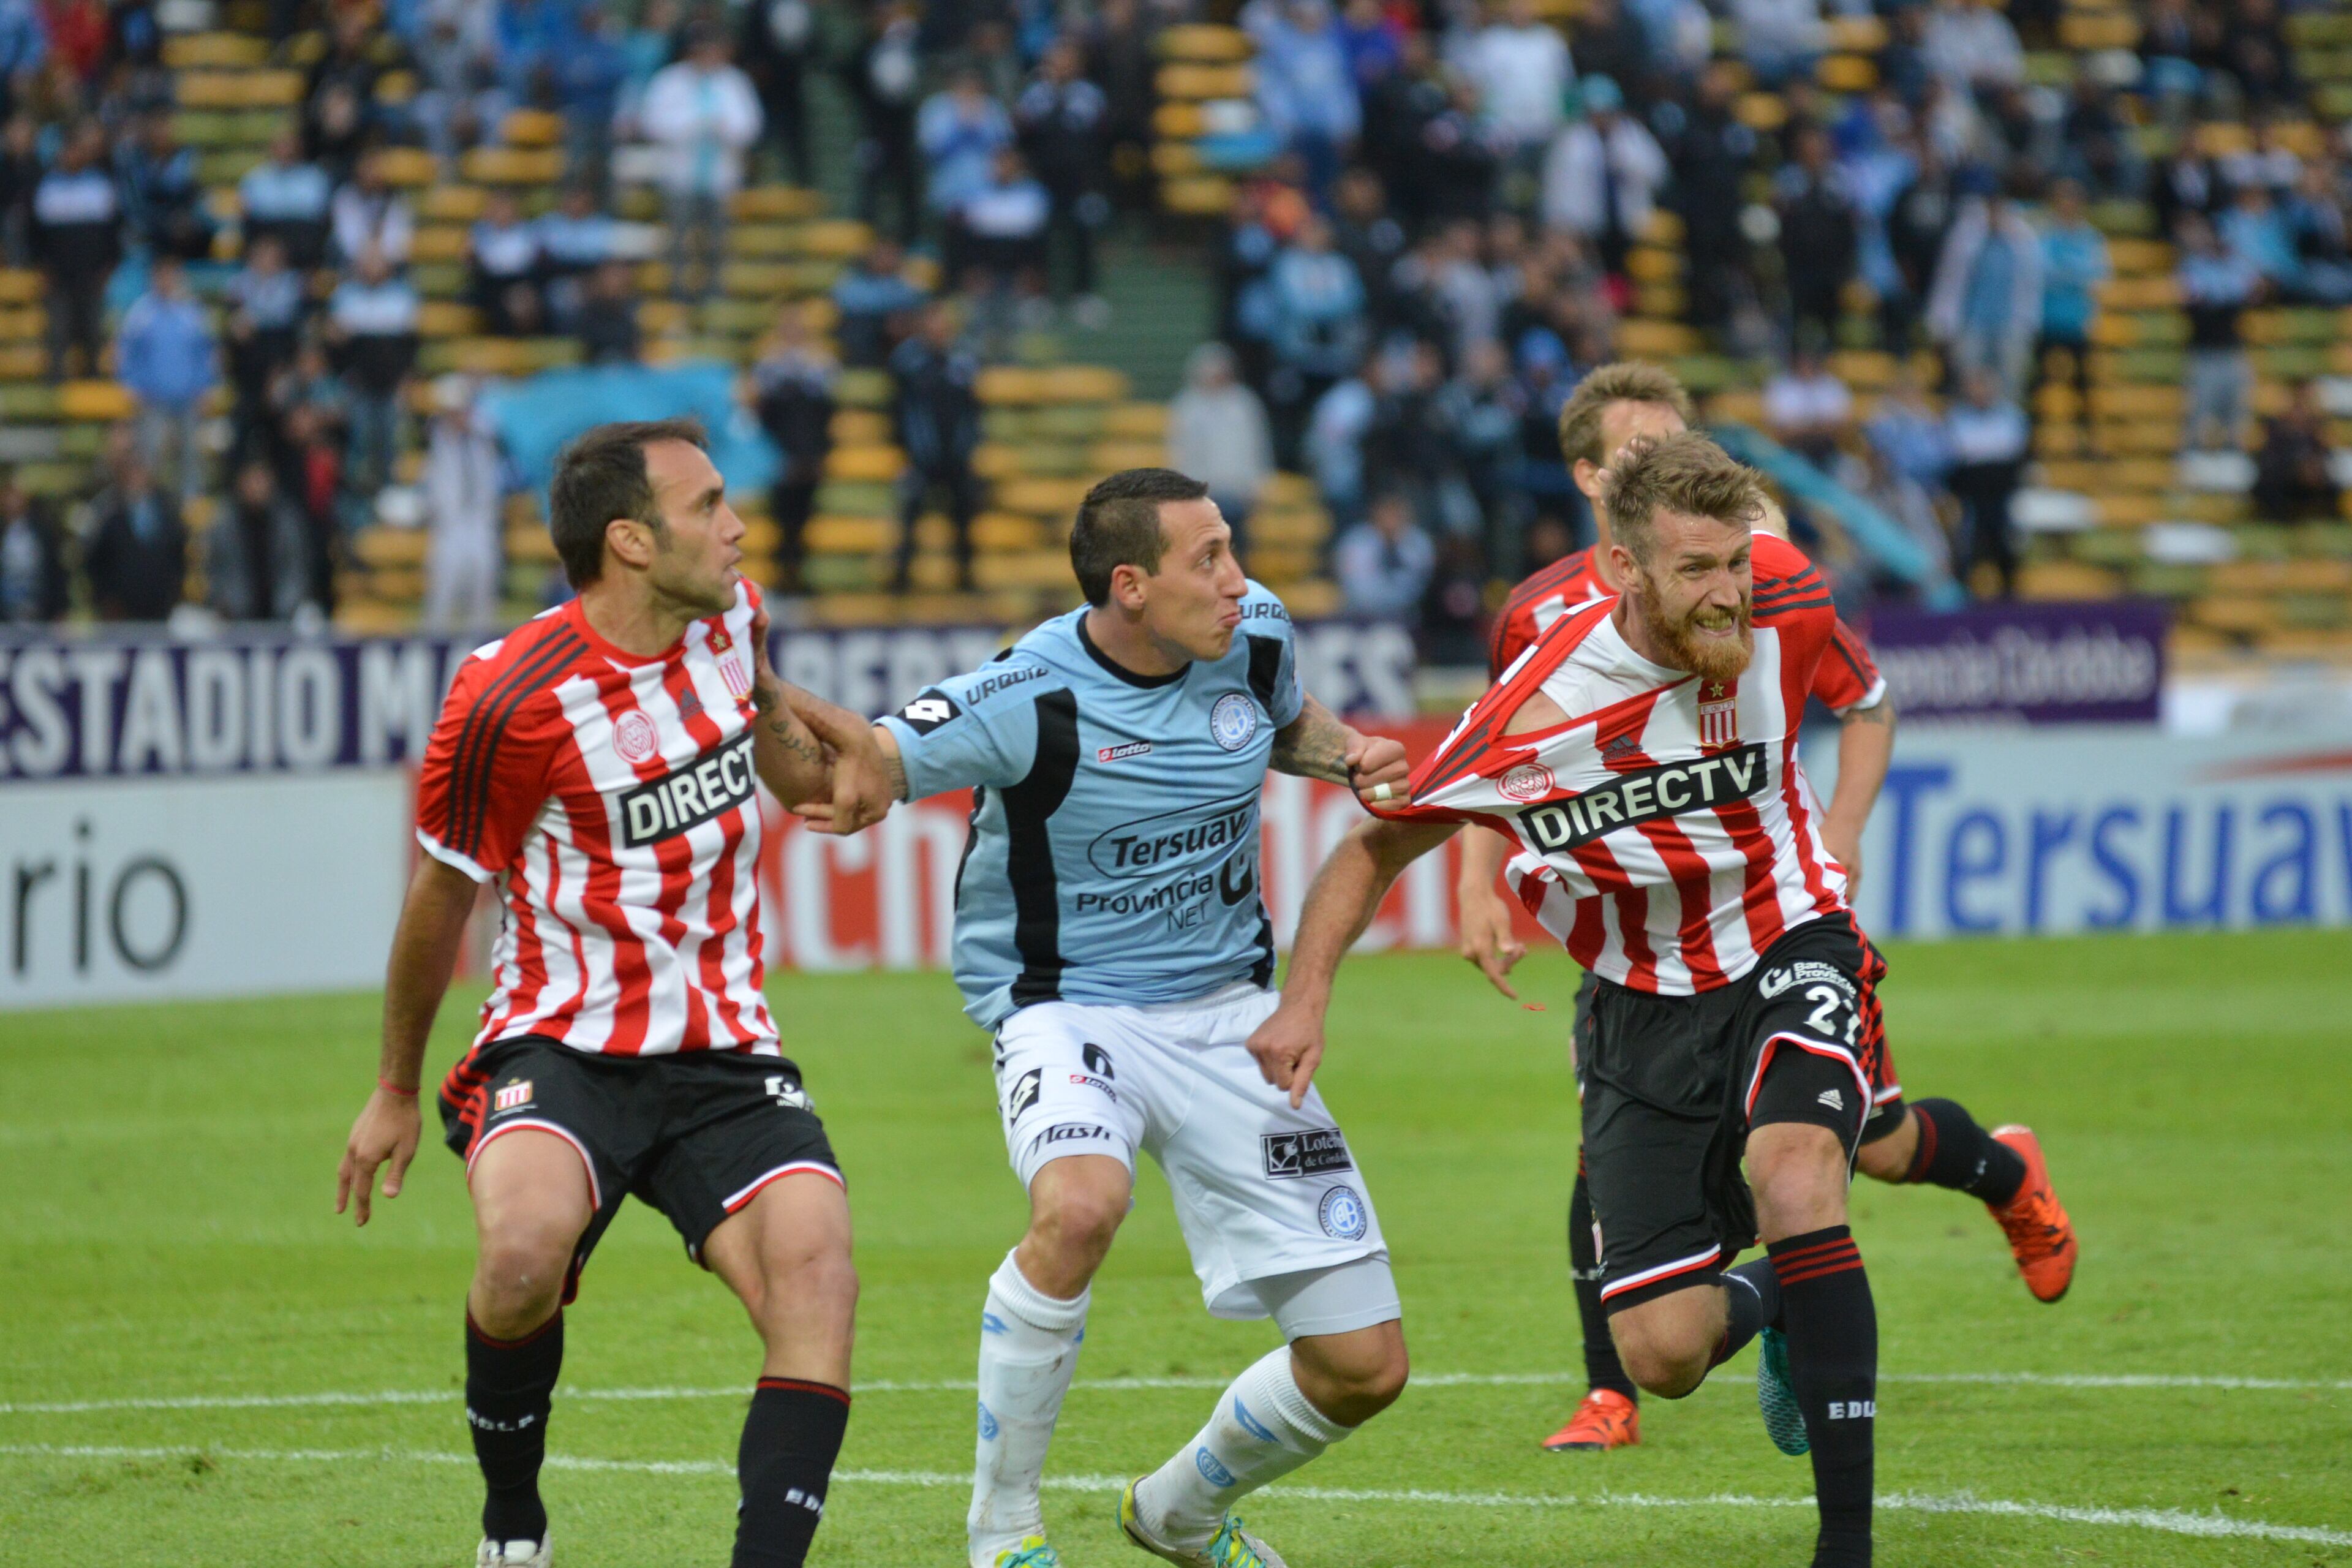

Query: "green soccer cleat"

xmin=992 ymin=1536 xmax=1061 ymax=1568
xmin=1755 ymin=1326 xmax=1810 ymax=1456
xmin=1119 ymin=1477 xmax=1290 ymax=1568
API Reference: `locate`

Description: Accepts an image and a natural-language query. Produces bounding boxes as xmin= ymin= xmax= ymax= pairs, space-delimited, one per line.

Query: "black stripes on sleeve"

xmin=1003 ymin=688 xmax=1082 ymax=1007
xmin=443 ymin=625 xmax=586 ymax=862
xmin=1245 ymin=633 xmax=1285 ymax=718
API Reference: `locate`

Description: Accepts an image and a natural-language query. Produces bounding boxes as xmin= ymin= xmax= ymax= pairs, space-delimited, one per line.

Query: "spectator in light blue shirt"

xmin=239 ymin=126 xmax=334 ymax=267
xmin=1333 ymin=489 xmax=1435 ymax=625
xmin=115 ymin=258 xmax=219 ymax=503
xmin=1250 ymin=0 xmax=1359 ymax=197
xmin=2219 ymin=183 xmax=2299 ymax=292
xmin=832 ymin=238 xmax=928 ymax=366
xmin=2037 ymin=178 xmax=2108 ymax=426
xmin=918 ymin=67 xmax=1012 ymax=216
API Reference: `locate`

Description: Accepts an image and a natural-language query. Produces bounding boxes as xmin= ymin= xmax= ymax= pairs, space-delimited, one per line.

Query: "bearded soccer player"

xmin=1257 ymin=432 xmax=1949 ymax=1566
xmin=1461 ymin=365 xmax=2076 ymax=1455
xmin=334 ymin=420 xmax=894 ymax=1568
xmin=802 ymin=469 xmax=1413 ymax=1568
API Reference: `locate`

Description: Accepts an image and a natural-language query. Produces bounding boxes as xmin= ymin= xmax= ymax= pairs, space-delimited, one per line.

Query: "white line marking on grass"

xmin=3 ymin=1445 xmax=2346 ymax=1548
xmin=6 ymin=1368 xmax=2346 ymax=1417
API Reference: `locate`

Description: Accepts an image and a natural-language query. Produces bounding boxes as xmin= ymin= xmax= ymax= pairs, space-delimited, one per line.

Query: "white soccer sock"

xmin=1136 ymin=1345 xmax=1355 ymax=1550
xmin=967 ymin=1250 xmax=1089 ymax=1566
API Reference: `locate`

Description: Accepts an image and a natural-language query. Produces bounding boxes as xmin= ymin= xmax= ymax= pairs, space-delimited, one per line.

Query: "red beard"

xmin=1633 ymin=571 xmax=1754 ymax=683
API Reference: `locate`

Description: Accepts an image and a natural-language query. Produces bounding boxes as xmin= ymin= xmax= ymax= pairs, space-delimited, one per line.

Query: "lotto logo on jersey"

xmin=1698 ymin=680 xmax=1740 ymax=747
xmin=1518 ymin=742 xmax=1769 ymax=853
xmin=895 ymin=689 xmax=963 ymax=734
xmin=618 ymin=734 xmax=757 ymax=848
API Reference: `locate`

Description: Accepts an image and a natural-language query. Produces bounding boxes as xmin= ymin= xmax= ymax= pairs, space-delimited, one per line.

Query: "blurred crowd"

xmin=1167 ymin=0 xmax=2351 ymax=633
xmin=2 ymin=0 xmax=2349 ymax=643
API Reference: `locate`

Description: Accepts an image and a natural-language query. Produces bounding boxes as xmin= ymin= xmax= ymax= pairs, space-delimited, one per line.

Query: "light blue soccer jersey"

xmin=878 ymin=582 xmax=1304 ymax=1028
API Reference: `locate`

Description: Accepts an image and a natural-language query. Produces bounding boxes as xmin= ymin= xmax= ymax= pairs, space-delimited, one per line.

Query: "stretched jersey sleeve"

xmin=1813 ymin=617 xmax=1887 ymax=714
xmin=879 ymin=657 xmax=1060 ymax=797
xmin=1238 ymin=579 xmax=1304 ymax=729
xmin=414 ymin=641 xmax=571 ymax=883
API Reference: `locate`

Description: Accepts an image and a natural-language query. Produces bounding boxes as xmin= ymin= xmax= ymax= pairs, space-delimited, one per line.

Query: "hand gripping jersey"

xmin=1490 ymin=544 xmax=1887 ymax=714
xmin=877 ymin=582 xmax=1305 ymax=1029
xmin=417 ymin=581 xmax=780 ymax=1061
xmin=1398 ymin=534 xmax=1853 ymax=995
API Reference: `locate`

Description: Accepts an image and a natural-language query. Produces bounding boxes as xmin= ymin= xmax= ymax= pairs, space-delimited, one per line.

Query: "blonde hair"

xmin=1604 ymin=431 xmax=1768 ymax=564
xmin=1555 ymin=361 xmax=1698 ymax=469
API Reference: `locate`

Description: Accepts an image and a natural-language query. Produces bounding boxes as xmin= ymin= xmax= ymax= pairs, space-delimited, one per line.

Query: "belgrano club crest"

xmin=1698 ymin=679 xmax=1740 ymax=747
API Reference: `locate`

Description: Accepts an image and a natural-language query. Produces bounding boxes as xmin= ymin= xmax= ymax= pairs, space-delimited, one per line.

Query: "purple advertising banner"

xmin=1860 ymin=600 xmax=2169 ymax=725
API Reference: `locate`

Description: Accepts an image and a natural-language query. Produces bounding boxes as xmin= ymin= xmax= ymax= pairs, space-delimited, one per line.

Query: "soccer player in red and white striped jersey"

xmin=336 ymin=419 xmax=894 ymax=1568
xmin=1459 ymin=365 xmax=2071 ymax=1459
xmin=1253 ymin=434 xmax=1896 ymax=1566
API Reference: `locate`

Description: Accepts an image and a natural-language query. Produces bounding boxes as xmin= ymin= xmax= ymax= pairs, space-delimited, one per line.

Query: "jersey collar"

xmin=1076 ymin=611 xmax=1188 ymax=688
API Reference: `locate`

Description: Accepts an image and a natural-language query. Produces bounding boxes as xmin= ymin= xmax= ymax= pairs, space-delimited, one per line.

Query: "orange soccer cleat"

xmin=1988 ymin=1125 xmax=2076 ymax=1302
xmin=1541 ymin=1389 xmax=1640 ymax=1452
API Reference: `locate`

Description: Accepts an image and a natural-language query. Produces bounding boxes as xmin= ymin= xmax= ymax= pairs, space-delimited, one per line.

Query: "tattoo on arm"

xmin=1270 ymin=696 xmax=1354 ymax=786
xmin=883 ymin=745 xmax=908 ymax=802
xmin=765 ymin=714 xmax=825 ymax=767
xmin=1846 ymin=699 xmax=1894 ymax=726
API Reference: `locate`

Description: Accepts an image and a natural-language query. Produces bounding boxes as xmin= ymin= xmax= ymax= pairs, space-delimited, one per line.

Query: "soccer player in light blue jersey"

xmin=797 ymin=469 xmax=1415 ymax=1568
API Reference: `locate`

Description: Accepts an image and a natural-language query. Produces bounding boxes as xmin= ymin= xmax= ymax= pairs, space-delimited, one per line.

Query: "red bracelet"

xmin=378 ymin=1078 xmax=419 ymax=1098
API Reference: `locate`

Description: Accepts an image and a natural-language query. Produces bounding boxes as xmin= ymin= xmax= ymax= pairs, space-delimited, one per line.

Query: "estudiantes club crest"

xmin=1499 ymin=762 xmax=1554 ymax=802
xmin=612 ymin=710 xmax=659 ymax=764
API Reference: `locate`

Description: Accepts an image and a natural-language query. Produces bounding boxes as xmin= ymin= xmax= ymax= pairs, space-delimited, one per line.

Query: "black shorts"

xmin=439 ymin=1036 xmax=840 ymax=1302
xmin=1574 ymin=938 xmax=1905 ymax=1139
xmin=1580 ymin=913 xmax=1875 ymax=1314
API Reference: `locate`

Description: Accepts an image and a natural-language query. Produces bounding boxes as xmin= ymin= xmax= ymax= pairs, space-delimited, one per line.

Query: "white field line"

xmin=2 ymin=1444 xmax=2346 ymax=1549
xmin=4 ymin=1368 xmax=2346 ymax=1417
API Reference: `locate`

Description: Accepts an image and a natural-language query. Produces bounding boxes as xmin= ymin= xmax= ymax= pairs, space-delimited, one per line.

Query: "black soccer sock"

xmin=1709 ymin=1257 xmax=1784 ymax=1368
xmin=1569 ymin=1158 xmax=1636 ymax=1400
xmin=1905 ymin=1098 xmax=2027 ymax=1206
xmin=733 ymin=1378 xmax=852 ymax=1568
xmin=1770 ymin=1227 xmax=1876 ymax=1568
xmin=466 ymin=1310 xmax=564 ymax=1546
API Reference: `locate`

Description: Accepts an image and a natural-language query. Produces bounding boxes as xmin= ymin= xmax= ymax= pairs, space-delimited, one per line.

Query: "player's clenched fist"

xmin=1344 ymin=732 xmax=1411 ymax=810
xmin=335 ymin=1087 xmax=421 ymax=1227
xmin=1246 ymin=1002 xmax=1327 ymax=1110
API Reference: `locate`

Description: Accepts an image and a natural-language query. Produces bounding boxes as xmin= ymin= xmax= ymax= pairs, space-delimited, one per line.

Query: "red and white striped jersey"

xmin=1489 ymin=545 xmax=1887 ymax=716
xmin=1395 ymin=533 xmax=1850 ymax=995
xmin=416 ymin=581 xmax=779 ymax=1060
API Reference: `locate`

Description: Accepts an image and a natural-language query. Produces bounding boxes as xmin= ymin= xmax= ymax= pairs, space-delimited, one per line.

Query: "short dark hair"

xmin=548 ymin=418 xmax=708 ymax=588
xmin=1069 ymin=467 xmax=1210 ymax=606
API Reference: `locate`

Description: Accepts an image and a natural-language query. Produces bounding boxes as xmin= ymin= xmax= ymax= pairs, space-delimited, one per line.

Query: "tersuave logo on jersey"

xmin=618 ymin=733 xmax=757 ymax=848
xmin=1515 ymin=742 xmax=1770 ymax=853
xmin=1088 ymin=791 xmax=1260 ymax=878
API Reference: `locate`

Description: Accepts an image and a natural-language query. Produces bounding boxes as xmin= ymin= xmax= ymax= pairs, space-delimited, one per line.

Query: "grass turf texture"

xmin=1 ymin=930 xmax=2346 ymax=1567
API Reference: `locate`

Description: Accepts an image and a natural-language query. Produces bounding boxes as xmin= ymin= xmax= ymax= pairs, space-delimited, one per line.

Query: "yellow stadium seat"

xmin=1157 ymin=24 xmax=1253 ymax=62
xmin=59 ymin=382 xmax=135 ymax=421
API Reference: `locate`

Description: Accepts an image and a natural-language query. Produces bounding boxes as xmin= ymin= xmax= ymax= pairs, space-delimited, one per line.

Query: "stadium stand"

xmin=0 ymin=0 xmax=2348 ymax=666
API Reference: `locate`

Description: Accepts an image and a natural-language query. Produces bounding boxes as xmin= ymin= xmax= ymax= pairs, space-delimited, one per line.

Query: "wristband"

xmin=378 ymin=1077 xmax=419 ymax=1098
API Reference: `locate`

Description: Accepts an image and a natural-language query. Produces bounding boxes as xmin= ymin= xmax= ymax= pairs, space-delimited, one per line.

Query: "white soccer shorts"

xmin=992 ymin=982 xmax=1395 ymax=1327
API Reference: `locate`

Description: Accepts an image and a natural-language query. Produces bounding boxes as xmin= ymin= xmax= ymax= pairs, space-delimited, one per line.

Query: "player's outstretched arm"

xmin=1249 ymin=815 xmax=1460 ymax=1107
xmin=1822 ymin=695 xmax=1895 ymax=900
xmin=777 ymin=688 xmax=897 ymax=835
xmin=336 ymin=855 xmax=478 ymax=1226
xmin=1270 ymin=694 xmax=1412 ymax=809
xmin=1455 ymin=824 xmax=1527 ymax=999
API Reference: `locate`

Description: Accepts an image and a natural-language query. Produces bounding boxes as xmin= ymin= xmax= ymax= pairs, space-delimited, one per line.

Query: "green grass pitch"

xmin=2 ymin=930 xmax=2347 ymax=1567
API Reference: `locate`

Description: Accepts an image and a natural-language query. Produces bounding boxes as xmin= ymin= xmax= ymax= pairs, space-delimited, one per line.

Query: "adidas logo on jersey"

xmin=1817 ymin=1088 xmax=1844 ymax=1111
